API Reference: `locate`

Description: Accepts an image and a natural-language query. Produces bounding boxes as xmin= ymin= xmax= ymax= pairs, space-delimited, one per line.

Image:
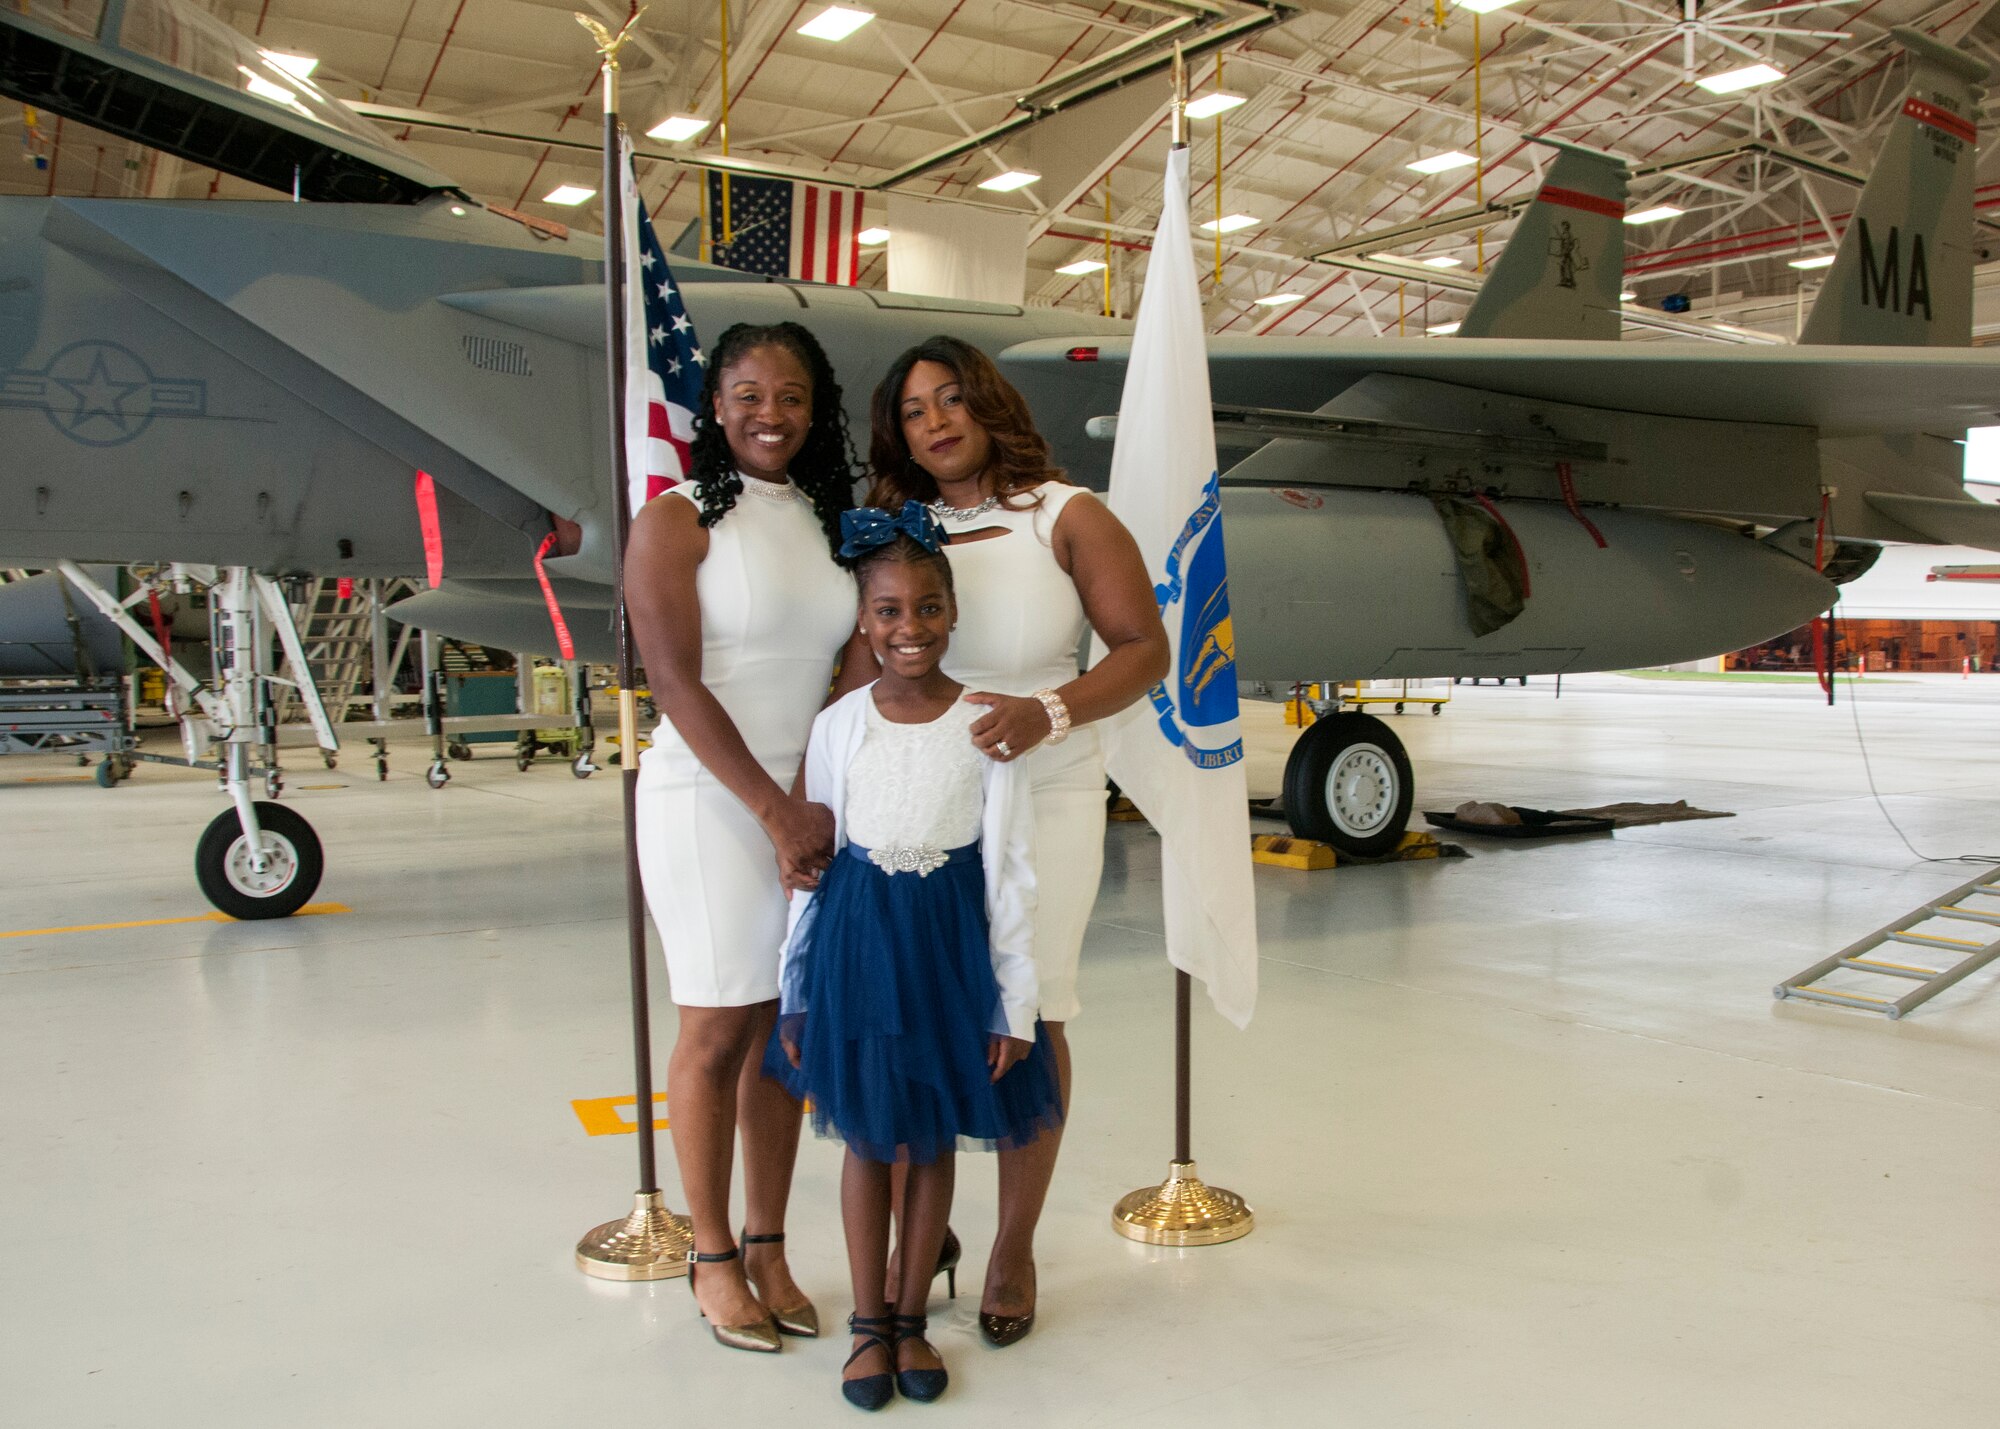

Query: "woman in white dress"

xmin=625 ymin=322 xmax=868 ymax=1354
xmin=866 ymin=336 xmax=1169 ymax=1345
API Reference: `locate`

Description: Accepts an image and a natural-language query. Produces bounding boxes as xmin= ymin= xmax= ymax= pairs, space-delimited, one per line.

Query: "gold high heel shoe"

xmin=687 ymin=1245 xmax=782 ymax=1353
xmin=741 ymin=1228 xmax=819 ymax=1337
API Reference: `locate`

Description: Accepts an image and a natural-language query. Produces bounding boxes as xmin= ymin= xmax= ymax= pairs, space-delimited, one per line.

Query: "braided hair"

xmin=686 ymin=321 xmax=856 ymax=554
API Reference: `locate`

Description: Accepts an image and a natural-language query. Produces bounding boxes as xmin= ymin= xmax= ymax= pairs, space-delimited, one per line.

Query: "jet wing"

xmin=999 ymin=336 xmax=2000 ymax=436
xmin=0 ymin=0 xmax=454 ymax=203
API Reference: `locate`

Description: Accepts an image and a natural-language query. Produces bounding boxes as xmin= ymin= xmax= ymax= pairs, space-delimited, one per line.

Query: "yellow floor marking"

xmin=572 ymin=1092 xmax=670 ymax=1136
xmin=0 ymin=902 xmax=351 ymax=939
xmin=17 ymin=775 xmax=94 ymax=784
xmin=298 ymin=784 xmax=346 ymax=791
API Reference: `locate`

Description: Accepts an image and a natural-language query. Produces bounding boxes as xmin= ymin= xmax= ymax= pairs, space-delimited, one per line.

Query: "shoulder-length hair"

xmin=686 ymin=321 xmax=855 ymax=555
xmin=866 ymin=335 xmax=1067 ymax=509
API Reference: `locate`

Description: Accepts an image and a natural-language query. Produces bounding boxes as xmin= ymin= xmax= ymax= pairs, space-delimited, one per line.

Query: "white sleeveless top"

xmin=939 ymin=483 xmax=1091 ymax=698
xmin=648 ymin=477 xmax=857 ymax=776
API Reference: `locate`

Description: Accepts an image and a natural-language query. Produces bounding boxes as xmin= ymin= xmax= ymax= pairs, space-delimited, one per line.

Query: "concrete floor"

xmin=4 ymin=674 xmax=1997 ymax=1427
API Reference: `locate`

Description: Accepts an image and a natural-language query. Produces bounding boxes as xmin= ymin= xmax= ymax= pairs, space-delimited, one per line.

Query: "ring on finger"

xmin=996 ymin=739 xmax=1013 ymax=758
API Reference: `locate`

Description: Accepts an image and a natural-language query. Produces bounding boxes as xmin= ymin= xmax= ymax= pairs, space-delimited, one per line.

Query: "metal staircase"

xmin=1775 ymin=866 xmax=2000 ymax=1018
xmin=276 ymin=578 xmax=416 ymax=725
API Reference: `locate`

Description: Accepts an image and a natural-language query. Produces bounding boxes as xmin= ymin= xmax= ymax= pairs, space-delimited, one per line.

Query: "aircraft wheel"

xmin=194 ymin=803 xmax=323 ymax=920
xmin=1282 ymin=711 xmax=1414 ymax=859
xmin=322 ymin=751 xmax=337 ymax=770
xmin=426 ymin=760 xmax=451 ymax=790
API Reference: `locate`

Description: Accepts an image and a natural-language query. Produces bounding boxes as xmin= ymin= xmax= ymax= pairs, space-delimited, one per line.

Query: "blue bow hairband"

xmin=838 ymin=501 xmax=947 ymax=560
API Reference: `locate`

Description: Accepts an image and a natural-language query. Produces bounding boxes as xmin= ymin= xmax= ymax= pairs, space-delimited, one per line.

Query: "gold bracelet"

xmin=1032 ymin=688 xmax=1071 ymax=746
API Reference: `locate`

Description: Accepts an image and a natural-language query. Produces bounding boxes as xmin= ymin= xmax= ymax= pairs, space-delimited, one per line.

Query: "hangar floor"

xmin=4 ymin=675 xmax=1997 ymax=1427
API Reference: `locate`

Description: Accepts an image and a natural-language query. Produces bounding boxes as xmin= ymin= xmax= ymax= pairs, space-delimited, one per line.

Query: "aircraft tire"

xmin=1282 ymin=712 xmax=1413 ymax=859
xmin=194 ymin=803 xmax=323 ymax=920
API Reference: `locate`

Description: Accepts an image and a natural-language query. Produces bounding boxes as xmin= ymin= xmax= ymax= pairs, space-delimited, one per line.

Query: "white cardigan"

xmin=781 ymin=684 xmax=1040 ymax=1041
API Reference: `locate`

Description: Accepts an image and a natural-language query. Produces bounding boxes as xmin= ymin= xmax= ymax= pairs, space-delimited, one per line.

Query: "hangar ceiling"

xmin=7 ymin=0 xmax=1999 ymax=342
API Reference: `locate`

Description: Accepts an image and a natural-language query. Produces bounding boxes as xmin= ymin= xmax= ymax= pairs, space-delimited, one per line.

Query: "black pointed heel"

xmin=892 ymin=1313 xmax=948 ymax=1403
xmin=842 ymin=1314 xmax=897 ymax=1412
xmin=935 ymin=1227 xmax=961 ymax=1301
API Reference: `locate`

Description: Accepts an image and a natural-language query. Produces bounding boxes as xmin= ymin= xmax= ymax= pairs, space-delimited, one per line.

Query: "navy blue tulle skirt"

xmin=763 ymin=842 xmax=1063 ymax=1166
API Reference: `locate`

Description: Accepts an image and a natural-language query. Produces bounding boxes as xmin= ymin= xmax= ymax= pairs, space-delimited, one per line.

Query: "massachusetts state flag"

xmin=706 ymin=171 xmax=864 ymax=285
xmin=1092 ymin=143 xmax=1258 ymax=1030
xmin=622 ymin=138 xmax=704 ymax=514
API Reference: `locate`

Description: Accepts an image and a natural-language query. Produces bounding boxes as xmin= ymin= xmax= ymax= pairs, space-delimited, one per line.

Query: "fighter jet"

xmin=2 ymin=1 xmax=1995 ymax=901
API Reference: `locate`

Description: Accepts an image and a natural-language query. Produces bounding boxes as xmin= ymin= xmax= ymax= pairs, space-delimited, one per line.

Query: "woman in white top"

xmin=626 ymin=322 xmax=869 ymax=1354
xmin=866 ymin=336 xmax=1169 ymax=1345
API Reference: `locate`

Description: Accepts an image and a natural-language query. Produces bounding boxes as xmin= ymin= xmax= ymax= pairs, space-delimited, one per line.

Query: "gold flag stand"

xmin=1111 ymin=47 xmax=1252 ymax=1250
xmin=572 ymin=5 xmax=694 ymax=1282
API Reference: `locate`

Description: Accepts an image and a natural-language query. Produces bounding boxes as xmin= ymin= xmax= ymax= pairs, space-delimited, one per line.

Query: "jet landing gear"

xmin=56 ymin=562 xmax=337 ymax=919
xmin=195 ymin=801 xmax=323 ymax=920
xmin=1281 ymin=711 xmax=1415 ymax=859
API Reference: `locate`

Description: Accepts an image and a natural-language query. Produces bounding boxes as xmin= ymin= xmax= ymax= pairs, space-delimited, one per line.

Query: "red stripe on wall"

xmin=849 ymin=192 xmax=862 ymax=286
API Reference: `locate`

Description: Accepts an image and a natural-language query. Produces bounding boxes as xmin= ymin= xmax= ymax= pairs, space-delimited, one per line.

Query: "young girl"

xmin=765 ymin=502 xmax=1063 ymax=1410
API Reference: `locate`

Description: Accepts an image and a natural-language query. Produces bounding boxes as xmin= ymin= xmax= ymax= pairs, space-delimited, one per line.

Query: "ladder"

xmin=1775 ymin=866 xmax=2000 ymax=1019
xmin=276 ymin=578 xmax=416 ymax=725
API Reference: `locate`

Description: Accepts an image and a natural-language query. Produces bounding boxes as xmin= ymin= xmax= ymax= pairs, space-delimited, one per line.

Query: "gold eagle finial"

xmin=576 ymin=7 xmax=646 ymax=69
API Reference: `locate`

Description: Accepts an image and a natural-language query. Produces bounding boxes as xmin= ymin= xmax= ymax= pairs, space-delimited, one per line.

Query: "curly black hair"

xmin=686 ymin=321 xmax=855 ymax=555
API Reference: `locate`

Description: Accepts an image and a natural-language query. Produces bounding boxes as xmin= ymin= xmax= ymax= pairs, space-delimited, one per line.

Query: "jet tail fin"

xmin=1457 ymin=143 xmax=1628 ymax=341
xmin=1798 ymin=29 xmax=1990 ymax=347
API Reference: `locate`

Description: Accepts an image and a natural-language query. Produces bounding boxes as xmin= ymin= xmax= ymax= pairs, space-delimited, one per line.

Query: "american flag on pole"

xmin=706 ymin=171 xmax=864 ymax=285
xmin=622 ymin=138 xmax=704 ymax=514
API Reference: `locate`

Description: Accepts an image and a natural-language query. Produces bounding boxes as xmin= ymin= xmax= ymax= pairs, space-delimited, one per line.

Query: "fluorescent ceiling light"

xmin=1696 ymin=63 xmax=1786 ymax=95
xmin=1406 ymin=150 xmax=1477 ymax=175
xmin=1185 ymin=92 xmax=1247 ymax=120
xmin=1427 ymin=321 xmax=1462 ymax=335
xmin=259 ymin=50 xmax=318 ymax=80
xmin=857 ymin=227 xmax=891 ymax=246
xmin=1421 ymin=255 xmax=1463 ymax=268
xmin=1056 ymin=259 xmax=1107 ymax=276
xmin=1625 ymin=204 xmax=1684 ymax=225
xmin=798 ymin=6 xmax=874 ymax=41
xmin=1787 ymin=253 xmax=1836 ymax=270
xmin=1200 ymin=213 xmax=1259 ymax=234
xmin=543 ymin=184 xmax=596 ymax=206
xmin=1618 ymin=290 xmax=1637 ymax=301
xmin=238 ymin=67 xmax=297 ymax=105
xmin=978 ymin=169 xmax=1041 ymax=192
xmin=1253 ymin=292 xmax=1305 ymax=306
xmin=1454 ymin=0 xmax=1521 ymax=12
xmin=647 ymin=115 xmax=710 ymax=142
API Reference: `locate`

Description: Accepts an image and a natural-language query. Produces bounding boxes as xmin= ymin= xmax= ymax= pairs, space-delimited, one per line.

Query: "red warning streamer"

xmin=414 ymin=470 xmax=445 ymax=590
xmin=1812 ymin=491 xmax=1833 ymax=701
xmin=1556 ymin=462 xmax=1607 ymax=548
xmin=534 ymin=532 xmax=576 ymax=661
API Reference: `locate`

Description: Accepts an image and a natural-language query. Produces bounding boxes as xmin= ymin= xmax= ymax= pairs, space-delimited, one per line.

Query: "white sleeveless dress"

xmin=635 ymin=479 xmax=857 ymax=1007
xmin=940 ymin=482 xmax=1103 ymax=1023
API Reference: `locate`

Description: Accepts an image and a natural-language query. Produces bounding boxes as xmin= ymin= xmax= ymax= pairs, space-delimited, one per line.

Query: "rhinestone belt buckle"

xmin=868 ymin=843 xmax=948 ymax=878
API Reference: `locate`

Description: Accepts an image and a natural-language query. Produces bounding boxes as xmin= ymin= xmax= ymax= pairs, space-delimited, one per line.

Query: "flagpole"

xmin=1111 ymin=43 xmax=1252 ymax=1249
xmin=572 ymin=6 xmax=694 ymax=1281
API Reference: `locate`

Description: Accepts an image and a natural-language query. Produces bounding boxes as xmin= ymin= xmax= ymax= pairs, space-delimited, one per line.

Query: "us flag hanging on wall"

xmin=705 ymin=172 xmax=864 ymax=285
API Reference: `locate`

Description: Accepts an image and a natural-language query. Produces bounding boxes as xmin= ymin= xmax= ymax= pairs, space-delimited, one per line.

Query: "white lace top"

xmin=845 ymin=696 xmax=986 ymax=854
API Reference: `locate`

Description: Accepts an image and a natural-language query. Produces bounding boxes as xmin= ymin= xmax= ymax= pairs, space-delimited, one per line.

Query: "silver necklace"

xmin=737 ymin=474 xmax=798 ymax=502
xmin=929 ymin=494 xmax=998 ymax=522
